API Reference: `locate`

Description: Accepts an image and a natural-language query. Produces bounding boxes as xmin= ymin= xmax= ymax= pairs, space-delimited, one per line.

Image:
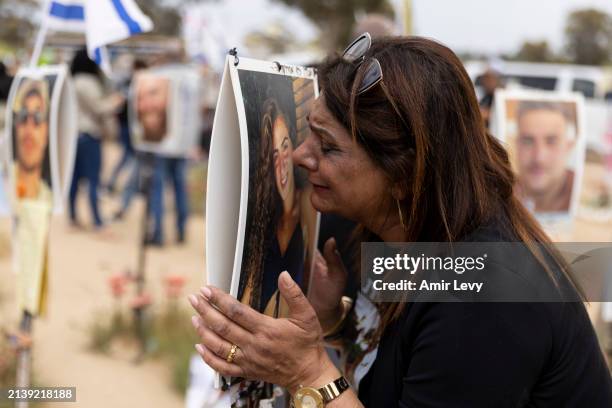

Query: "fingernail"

xmin=195 ymin=343 xmax=205 ymax=354
xmin=200 ymin=286 xmax=212 ymax=299
xmin=188 ymin=294 xmax=199 ymax=308
xmin=280 ymin=271 xmax=293 ymax=288
xmin=191 ymin=315 xmax=200 ymax=329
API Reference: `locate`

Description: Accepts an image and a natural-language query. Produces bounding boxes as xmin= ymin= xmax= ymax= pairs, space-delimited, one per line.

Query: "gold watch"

xmin=292 ymin=376 xmax=350 ymax=408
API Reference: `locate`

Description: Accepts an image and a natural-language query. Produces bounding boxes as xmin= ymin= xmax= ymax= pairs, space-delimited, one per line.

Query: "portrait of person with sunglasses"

xmin=11 ymin=78 xmax=53 ymax=204
xmin=190 ymin=33 xmax=612 ymax=407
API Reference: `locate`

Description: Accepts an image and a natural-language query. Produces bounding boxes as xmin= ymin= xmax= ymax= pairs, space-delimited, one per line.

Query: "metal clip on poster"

xmin=229 ymin=48 xmax=240 ymax=67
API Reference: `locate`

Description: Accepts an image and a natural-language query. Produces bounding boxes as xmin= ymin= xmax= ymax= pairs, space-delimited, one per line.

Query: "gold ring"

xmin=226 ymin=344 xmax=238 ymax=363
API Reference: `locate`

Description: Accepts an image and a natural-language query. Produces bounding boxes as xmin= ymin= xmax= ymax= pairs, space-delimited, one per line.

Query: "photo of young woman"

xmin=237 ymin=71 xmax=318 ymax=318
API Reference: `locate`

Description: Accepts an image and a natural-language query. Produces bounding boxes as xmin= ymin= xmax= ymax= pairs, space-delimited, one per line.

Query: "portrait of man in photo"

xmin=135 ymin=73 xmax=170 ymax=143
xmin=513 ymin=100 xmax=578 ymax=213
xmin=12 ymin=78 xmax=53 ymax=203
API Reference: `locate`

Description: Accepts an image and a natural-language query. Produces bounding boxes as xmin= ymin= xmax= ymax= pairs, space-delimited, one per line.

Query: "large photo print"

xmin=10 ymin=76 xmax=55 ymax=205
xmin=495 ymin=90 xmax=586 ymax=218
xmin=236 ymin=69 xmax=318 ymax=318
xmin=4 ymin=65 xmax=77 ymax=214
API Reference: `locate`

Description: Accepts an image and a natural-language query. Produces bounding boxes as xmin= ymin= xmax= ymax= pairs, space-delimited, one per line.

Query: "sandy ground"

xmin=0 ymin=143 xmax=207 ymax=408
xmin=0 ymin=146 xmax=611 ymax=407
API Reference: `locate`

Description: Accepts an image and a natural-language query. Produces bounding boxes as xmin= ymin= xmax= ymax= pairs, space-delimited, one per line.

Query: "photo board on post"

xmin=129 ymin=65 xmax=201 ymax=157
xmin=493 ymin=89 xmax=587 ymax=223
xmin=206 ymin=55 xmax=321 ymax=400
xmin=3 ymin=65 xmax=78 ymax=215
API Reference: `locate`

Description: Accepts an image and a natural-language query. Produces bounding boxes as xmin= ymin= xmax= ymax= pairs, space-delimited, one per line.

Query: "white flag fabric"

xmin=41 ymin=0 xmax=153 ymax=72
xmin=85 ymin=0 xmax=153 ymax=52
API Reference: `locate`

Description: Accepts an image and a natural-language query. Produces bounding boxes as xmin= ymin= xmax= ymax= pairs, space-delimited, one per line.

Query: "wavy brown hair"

xmin=239 ymin=98 xmax=285 ymax=311
xmin=318 ymin=36 xmax=582 ymax=332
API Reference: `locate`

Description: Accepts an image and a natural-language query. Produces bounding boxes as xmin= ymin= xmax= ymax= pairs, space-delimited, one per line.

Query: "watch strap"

xmin=319 ymin=376 xmax=350 ymax=403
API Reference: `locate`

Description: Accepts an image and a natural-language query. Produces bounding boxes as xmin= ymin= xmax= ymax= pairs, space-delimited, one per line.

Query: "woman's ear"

xmin=391 ymin=183 xmax=406 ymax=201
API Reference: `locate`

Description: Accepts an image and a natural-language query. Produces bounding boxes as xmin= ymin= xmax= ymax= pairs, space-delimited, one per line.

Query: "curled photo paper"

xmin=206 ymin=55 xmax=320 ymax=404
xmin=2 ymin=65 xmax=78 ymax=316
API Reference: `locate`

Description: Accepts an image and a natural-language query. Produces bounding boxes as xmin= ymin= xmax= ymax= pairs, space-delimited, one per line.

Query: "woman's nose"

xmin=293 ymin=137 xmax=317 ymax=172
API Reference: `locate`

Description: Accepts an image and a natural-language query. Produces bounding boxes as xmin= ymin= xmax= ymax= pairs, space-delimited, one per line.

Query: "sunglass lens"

xmin=16 ymin=109 xmax=44 ymax=126
xmin=358 ymin=59 xmax=383 ymax=94
xmin=342 ymin=33 xmax=371 ymax=62
xmin=33 ymin=111 xmax=44 ymax=126
xmin=16 ymin=109 xmax=28 ymax=125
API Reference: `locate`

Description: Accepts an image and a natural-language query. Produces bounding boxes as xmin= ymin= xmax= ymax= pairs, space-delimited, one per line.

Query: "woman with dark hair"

xmin=189 ymin=35 xmax=612 ymax=407
xmin=69 ymin=48 xmax=123 ymax=229
xmin=240 ymin=97 xmax=316 ymax=318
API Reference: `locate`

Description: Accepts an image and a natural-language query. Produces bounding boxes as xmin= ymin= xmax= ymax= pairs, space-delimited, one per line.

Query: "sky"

xmin=191 ymin=0 xmax=612 ymax=57
xmin=412 ymin=0 xmax=612 ymax=55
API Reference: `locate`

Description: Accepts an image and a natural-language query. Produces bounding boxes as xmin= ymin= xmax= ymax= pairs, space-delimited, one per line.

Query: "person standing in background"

xmin=106 ymin=59 xmax=148 ymax=194
xmin=479 ymin=67 xmax=503 ymax=128
xmin=69 ymin=48 xmax=123 ymax=231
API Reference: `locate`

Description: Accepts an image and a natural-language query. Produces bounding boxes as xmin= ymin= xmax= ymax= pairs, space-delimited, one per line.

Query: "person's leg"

xmin=115 ymin=159 xmax=139 ymax=219
xmin=107 ymin=124 xmax=132 ymax=192
xmin=68 ymin=134 xmax=84 ymax=224
xmin=147 ymin=156 xmax=165 ymax=245
xmin=83 ymin=134 xmax=103 ymax=227
xmin=169 ymin=158 xmax=189 ymax=243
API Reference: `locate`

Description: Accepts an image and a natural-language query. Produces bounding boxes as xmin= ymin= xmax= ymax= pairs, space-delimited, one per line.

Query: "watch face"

xmin=294 ymin=387 xmax=323 ymax=408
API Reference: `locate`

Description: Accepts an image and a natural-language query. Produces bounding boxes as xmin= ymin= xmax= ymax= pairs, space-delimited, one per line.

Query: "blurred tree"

xmin=0 ymin=0 xmax=38 ymax=49
xmin=273 ymin=0 xmax=394 ymax=50
xmin=514 ymin=40 xmax=556 ymax=63
xmin=135 ymin=0 xmax=181 ymax=37
xmin=564 ymin=8 xmax=612 ymax=65
xmin=244 ymin=21 xmax=298 ymax=57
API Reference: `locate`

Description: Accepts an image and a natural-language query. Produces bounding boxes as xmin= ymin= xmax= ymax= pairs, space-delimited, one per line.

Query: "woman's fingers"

xmin=194 ymin=343 xmax=245 ymax=378
xmin=188 ymin=294 xmax=250 ymax=346
xmin=192 ymin=316 xmax=246 ymax=365
xmin=323 ymin=237 xmax=348 ymax=282
xmin=278 ymin=271 xmax=319 ymax=330
xmin=200 ymin=286 xmax=271 ymax=333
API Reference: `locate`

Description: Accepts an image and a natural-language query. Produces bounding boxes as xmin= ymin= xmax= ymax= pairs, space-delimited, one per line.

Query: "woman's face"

xmin=293 ymin=95 xmax=392 ymax=224
xmin=272 ymin=116 xmax=295 ymax=203
xmin=16 ymin=94 xmax=48 ymax=173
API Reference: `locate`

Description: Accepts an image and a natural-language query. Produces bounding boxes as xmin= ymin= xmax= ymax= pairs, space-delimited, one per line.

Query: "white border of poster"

xmin=493 ymin=88 xmax=587 ymax=223
xmin=206 ymin=55 xmax=321 ymax=392
xmin=3 ymin=64 xmax=78 ymax=215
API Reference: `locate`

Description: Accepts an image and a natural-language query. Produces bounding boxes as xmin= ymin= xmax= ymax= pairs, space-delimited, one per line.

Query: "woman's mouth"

xmin=280 ymin=170 xmax=288 ymax=188
xmin=311 ymin=182 xmax=330 ymax=194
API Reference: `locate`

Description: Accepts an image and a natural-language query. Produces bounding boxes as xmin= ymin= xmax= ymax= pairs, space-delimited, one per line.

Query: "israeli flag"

xmin=46 ymin=0 xmax=86 ymax=32
xmin=42 ymin=0 xmax=153 ymax=72
xmin=84 ymin=0 xmax=153 ymax=53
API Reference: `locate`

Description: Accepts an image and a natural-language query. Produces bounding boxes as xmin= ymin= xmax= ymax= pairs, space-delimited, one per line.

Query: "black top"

xmin=261 ymin=223 xmax=304 ymax=313
xmin=353 ymin=223 xmax=612 ymax=407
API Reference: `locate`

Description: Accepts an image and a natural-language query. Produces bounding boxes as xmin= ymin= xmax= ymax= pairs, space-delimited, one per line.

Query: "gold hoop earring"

xmin=396 ymin=199 xmax=407 ymax=231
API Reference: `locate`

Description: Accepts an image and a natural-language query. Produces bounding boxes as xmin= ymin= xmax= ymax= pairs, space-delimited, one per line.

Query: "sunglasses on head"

xmin=341 ymin=32 xmax=383 ymax=95
xmin=15 ymin=109 xmax=45 ymax=127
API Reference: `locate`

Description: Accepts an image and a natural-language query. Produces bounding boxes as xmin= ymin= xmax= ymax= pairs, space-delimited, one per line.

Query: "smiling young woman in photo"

xmin=239 ymin=97 xmax=316 ymax=318
xmin=190 ymin=35 xmax=612 ymax=407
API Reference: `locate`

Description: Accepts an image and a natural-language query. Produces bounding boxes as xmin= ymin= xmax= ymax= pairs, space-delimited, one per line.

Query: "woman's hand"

xmin=308 ymin=238 xmax=349 ymax=332
xmin=189 ymin=271 xmax=340 ymax=393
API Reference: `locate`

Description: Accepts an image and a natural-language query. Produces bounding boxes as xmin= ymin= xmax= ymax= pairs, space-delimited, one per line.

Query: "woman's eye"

xmin=321 ymin=144 xmax=338 ymax=154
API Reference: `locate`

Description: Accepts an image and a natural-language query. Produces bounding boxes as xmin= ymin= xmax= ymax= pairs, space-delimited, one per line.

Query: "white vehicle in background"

xmin=464 ymin=60 xmax=612 ymax=152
